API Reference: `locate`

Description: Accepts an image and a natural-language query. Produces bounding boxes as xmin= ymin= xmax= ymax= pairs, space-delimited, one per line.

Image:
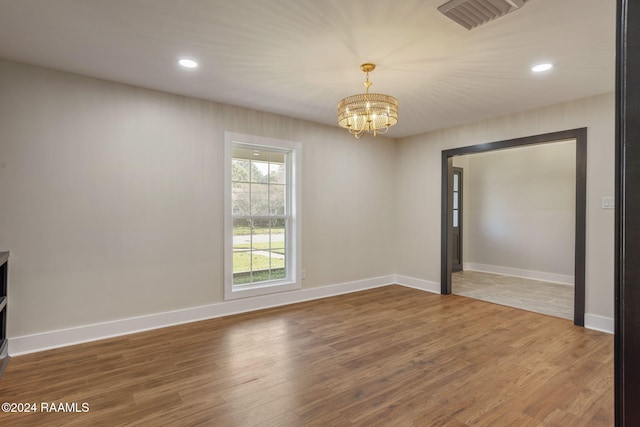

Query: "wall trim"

xmin=394 ymin=275 xmax=441 ymax=293
xmin=463 ymin=263 xmax=575 ymax=286
xmin=9 ymin=275 xmax=395 ymax=356
xmin=585 ymin=314 xmax=614 ymax=334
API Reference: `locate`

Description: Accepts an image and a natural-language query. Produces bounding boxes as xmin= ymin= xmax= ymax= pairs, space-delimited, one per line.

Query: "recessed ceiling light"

xmin=532 ymin=63 xmax=553 ymax=72
xmin=178 ymin=58 xmax=198 ymax=69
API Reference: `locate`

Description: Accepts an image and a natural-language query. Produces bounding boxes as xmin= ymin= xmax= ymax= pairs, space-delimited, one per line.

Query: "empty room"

xmin=0 ymin=0 xmax=632 ymax=425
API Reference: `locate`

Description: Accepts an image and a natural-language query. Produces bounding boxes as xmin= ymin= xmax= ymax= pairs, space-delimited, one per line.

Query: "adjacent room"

xmin=0 ymin=0 xmax=617 ymax=425
xmin=451 ymin=140 xmax=578 ymax=321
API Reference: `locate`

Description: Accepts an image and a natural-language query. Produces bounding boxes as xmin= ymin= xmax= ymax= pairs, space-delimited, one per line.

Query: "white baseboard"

xmin=584 ymin=314 xmax=614 ymax=334
xmin=394 ymin=275 xmax=441 ymax=293
xmin=8 ymin=274 xmax=613 ymax=355
xmin=8 ymin=275 xmax=395 ymax=356
xmin=463 ymin=262 xmax=574 ymax=286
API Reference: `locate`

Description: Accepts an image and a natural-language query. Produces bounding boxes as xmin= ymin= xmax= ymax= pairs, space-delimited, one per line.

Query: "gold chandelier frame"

xmin=337 ymin=63 xmax=398 ymax=139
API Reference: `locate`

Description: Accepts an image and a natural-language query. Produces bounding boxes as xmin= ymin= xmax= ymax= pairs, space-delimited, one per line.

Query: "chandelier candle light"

xmin=337 ymin=63 xmax=399 ymax=139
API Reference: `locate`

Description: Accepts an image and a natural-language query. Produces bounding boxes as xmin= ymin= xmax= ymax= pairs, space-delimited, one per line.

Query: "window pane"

xmin=270 ymin=264 xmax=286 ymax=280
xmin=250 ymin=251 xmax=271 ymax=281
xmin=232 ymin=182 xmax=250 ymax=216
xmin=269 ymin=184 xmax=286 ymax=215
xmin=251 ymin=218 xmax=270 ymax=278
xmin=232 ymin=158 xmax=250 ymax=183
xmin=232 ymin=218 xmax=253 ymax=285
xmin=453 ymin=173 xmax=459 ymax=191
xmin=269 ymin=162 xmax=286 ymax=184
xmin=251 ymin=160 xmax=269 ymax=183
xmin=268 ymin=250 xmax=285 ymax=277
xmin=232 ymin=251 xmax=252 ymax=285
xmin=250 ymin=219 xmax=277 ymax=283
xmin=270 ymin=218 xmax=286 ymax=279
xmin=453 ymin=191 xmax=459 ymax=210
xmin=271 ymin=218 xmax=285 ymax=250
xmin=252 ymin=218 xmax=271 ymax=238
xmin=233 ymin=218 xmax=252 ymax=248
xmin=453 ymin=210 xmax=459 ymax=227
xmin=232 ymin=249 xmax=251 ymax=273
xmin=251 ymin=183 xmax=269 ymax=215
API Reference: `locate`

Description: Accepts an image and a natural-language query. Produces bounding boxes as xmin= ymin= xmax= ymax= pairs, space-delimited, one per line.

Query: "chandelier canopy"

xmin=337 ymin=63 xmax=398 ymax=139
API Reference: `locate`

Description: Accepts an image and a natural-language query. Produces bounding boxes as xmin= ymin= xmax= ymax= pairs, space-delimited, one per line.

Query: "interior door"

xmin=452 ymin=167 xmax=463 ymax=272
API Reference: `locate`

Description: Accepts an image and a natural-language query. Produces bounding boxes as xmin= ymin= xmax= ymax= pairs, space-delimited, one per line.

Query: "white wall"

xmin=396 ymin=93 xmax=615 ymax=321
xmin=0 ymin=59 xmax=397 ymax=339
xmin=456 ymin=141 xmax=576 ymax=283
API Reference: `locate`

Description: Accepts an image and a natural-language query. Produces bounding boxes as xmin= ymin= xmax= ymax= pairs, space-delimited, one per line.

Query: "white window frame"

xmin=224 ymin=132 xmax=302 ymax=300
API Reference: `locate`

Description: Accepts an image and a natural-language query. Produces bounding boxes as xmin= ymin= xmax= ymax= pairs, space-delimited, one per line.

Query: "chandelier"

xmin=337 ymin=63 xmax=398 ymax=139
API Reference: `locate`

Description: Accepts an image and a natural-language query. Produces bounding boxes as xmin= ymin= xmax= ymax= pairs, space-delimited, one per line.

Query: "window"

xmin=224 ymin=132 xmax=301 ymax=299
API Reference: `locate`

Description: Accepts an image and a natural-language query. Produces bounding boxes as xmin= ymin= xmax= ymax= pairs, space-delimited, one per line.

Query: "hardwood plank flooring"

xmin=0 ymin=285 xmax=613 ymax=426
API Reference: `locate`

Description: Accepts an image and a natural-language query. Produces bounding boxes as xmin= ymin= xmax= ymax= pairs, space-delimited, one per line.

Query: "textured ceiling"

xmin=0 ymin=0 xmax=616 ymax=138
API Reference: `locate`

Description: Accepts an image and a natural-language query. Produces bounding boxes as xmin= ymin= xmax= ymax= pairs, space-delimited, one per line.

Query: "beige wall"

xmin=456 ymin=141 xmax=576 ymax=279
xmin=396 ymin=92 xmax=615 ymax=319
xmin=0 ymin=60 xmax=397 ymax=337
xmin=0 ymin=58 xmax=615 ymax=341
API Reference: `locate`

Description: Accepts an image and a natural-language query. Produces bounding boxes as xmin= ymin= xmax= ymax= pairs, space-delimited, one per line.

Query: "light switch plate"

xmin=602 ymin=196 xmax=615 ymax=209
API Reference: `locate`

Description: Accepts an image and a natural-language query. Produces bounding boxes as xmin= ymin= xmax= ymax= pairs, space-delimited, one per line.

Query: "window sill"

xmin=224 ymin=280 xmax=301 ymax=300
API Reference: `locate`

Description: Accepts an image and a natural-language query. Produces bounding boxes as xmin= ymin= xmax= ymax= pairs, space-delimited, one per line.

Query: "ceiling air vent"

xmin=438 ymin=0 xmax=529 ymax=30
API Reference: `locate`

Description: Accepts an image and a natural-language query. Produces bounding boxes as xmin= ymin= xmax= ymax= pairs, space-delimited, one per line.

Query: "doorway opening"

xmin=441 ymin=128 xmax=587 ymax=326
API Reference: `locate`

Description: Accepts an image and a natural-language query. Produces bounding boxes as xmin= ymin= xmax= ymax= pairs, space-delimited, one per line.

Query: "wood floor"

xmin=0 ymin=286 xmax=613 ymax=426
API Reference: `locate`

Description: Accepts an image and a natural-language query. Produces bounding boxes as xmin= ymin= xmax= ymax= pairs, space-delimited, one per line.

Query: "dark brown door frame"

xmin=440 ymin=128 xmax=587 ymax=326
xmin=616 ymin=1 xmax=640 ymax=424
